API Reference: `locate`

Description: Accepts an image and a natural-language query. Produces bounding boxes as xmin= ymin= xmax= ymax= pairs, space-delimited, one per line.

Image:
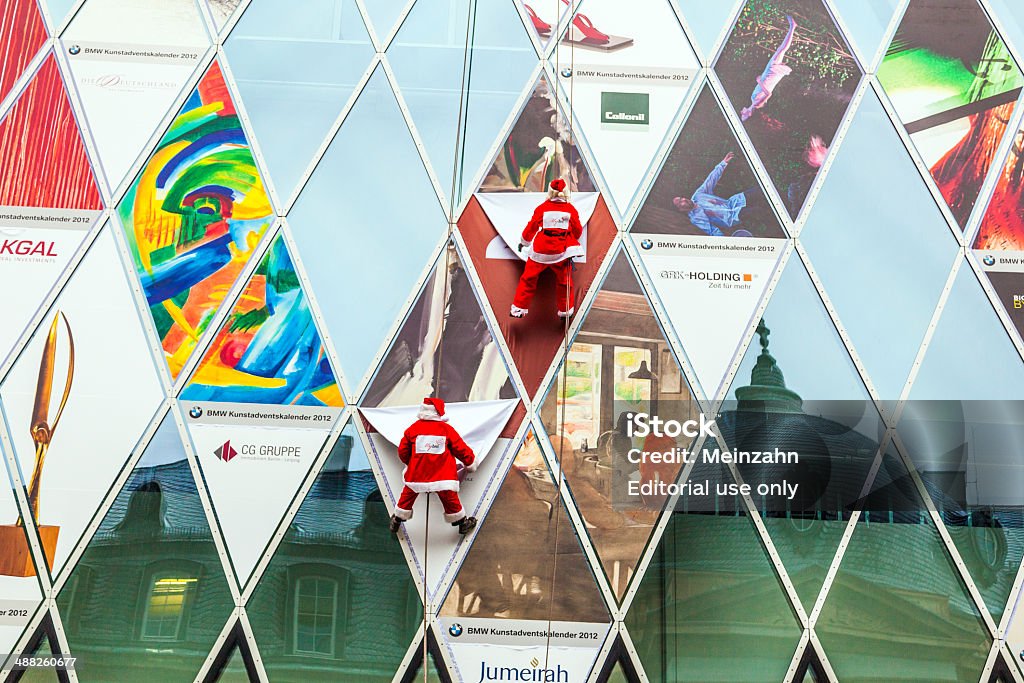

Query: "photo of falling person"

xmin=633 ymin=86 xmax=786 ymax=238
xmin=880 ymin=0 xmax=1023 ymax=228
xmin=976 ymin=126 xmax=1024 ymax=250
xmin=716 ymin=0 xmax=860 ymax=218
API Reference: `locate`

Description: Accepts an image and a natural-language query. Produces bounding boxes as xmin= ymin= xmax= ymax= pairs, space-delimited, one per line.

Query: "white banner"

xmin=635 ymin=233 xmax=782 ymax=398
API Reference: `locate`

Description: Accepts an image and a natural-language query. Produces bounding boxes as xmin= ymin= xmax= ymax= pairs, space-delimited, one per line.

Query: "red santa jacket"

xmin=397 ymin=405 xmax=476 ymax=493
xmin=519 ymin=198 xmax=585 ymax=264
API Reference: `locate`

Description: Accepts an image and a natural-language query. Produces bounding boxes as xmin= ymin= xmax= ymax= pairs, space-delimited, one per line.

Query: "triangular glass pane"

xmin=632 ymin=229 xmax=783 ymax=401
xmin=362 ymin=0 xmax=411 ymax=45
xmin=60 ymin=0 xmax=210 ymax=189
xmin=438 ymin=428 xmax=612 ymax=682
xmin=213 ymin=641 xmax=252 ymax=682
xmin=910 ymin=260 xmax=1024 ymax=400
xmin=362 ymin=243 xmax=518 ymax=407
xmin=0 ymin=55 xmax=102 ymax=210
xmin=224 ymin=0 xmax=375 ymax=201
xmin=288 ymin=66 xmax=446 ymax=393
xmin=405 ymin=633 xmax=449 ymax=683
xmin=0 ymin=226 xmax=164 ymax=577
xmin=246 ymin=423 xmax=423 ymax=681
xmin=829 ymin=0 xmax=901 ymax=67
xmin=801 ymin=89 xmax=959 ymax=401
xmin=877 ymin=0 xmax=1023 ymax=228
xmin=206 ymin=0 xmax=244 ymax=35
xmin=538 ymin=251 xmax=698 ymax=603
xmin=387 ymin=0 xmax=538 ymax=206
xmin=625 ymin=452 xmax=801 ymax=683
xmin=180 ymin=233 xmax=344 ymax=407
xmin=608 ymin=659 xmax=631 ymax=683
xmin=116 ymin=59 xmax=275 ymax=381
xmin=675 ymin=0 xmax=739 ymax=59
xmin=718 ymin=258 xmax=882 ymax=612
xmin=361 ymin=400 xmax=520 ymax=601
xmin=714 ymin=0 xmax=863 ymax=218
xmin=549 ymin=0 xmax=700 ymax=216
xmin=182 ymin=404 xmax=333 ymax=587
xmin=54 ymin=411 xmax=234 ymax=681
xmin=41 ymin=0 xmax=76 ymax=31
xmin=458 ymin=189 xmax=616 ymax=399
xmin=478 ymin=74 xmax=596 ymax=194
xmin=0 ymin=0 xmax=47 ymax=107
xmin=987 ymin=0 xmax=1024 ymax=60
xmin=632 ymin=83 xmax=786 ymax=239
xmin=0 ymin=443 xmax=43 ymax=658
xmin=11 ymin=624 xmax=59 ymax=683
xmin=816 ymin=452 xmax=992 ymax=682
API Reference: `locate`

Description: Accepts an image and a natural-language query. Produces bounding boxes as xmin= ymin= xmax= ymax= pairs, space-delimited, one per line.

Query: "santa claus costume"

xmin=389 ymin=397 xmax=478 ymax=535
xmin=511 ymin=178 xmax=584 ymax=319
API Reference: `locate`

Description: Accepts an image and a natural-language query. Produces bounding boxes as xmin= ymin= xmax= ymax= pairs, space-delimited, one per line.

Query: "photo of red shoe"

xmin=559 ymin=0 xmax=633 ymax=51
xmin=562 ymin=0 xmax=609 ymax=43
xmin=523 ymin=3 xmax=551 ymax=36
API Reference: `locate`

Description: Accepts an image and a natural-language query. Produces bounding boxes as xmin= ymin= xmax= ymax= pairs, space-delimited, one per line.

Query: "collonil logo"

xmin=601 ymin=92 xmax=649 ymax=126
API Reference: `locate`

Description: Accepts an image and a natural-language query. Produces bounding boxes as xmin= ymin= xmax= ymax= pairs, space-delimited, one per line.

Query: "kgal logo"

xmin=0 ymin=240 xmax=57 ymax=257
xmin=477 ymin=661 xmax=568 ymax=682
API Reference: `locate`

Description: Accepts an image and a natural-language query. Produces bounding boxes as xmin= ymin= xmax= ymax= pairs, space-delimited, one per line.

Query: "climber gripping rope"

xmin=389 ymin=398 xmax=479 ymax=535
xmin=510 ymin=178 xmax=584 ymax=319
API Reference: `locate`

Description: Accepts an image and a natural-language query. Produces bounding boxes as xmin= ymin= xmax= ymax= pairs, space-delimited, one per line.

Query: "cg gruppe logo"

xmin=984 ymin=255 xmax=996 ymax=266
xmin=214 ymin=440 xmax=238 ymax=463
xmin=640 ymin=238 xmax=654 ymax=250
xmin=189 ymin=406 xmax=203 ymax=419
xmin=448 ymin=623 xmax=463 ymax=637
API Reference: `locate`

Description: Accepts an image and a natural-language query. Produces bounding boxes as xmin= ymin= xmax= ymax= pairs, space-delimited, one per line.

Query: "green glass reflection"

xmin=816 ymin=455 xmax=992 ymax=682
xmin=607 ymin=660 xmax=630 ymax=683
xmin=216 ymin=644 xmax=251 ymax=682
xmin=624 ymin=460 xmax=801 ymax=683
xmin=16 ymin=628 xmax=59 ymax=683
xmin=55 ymin=417 xmax=234 ymax=682
xmin=246 ymin=431 xmax=421 ymax=681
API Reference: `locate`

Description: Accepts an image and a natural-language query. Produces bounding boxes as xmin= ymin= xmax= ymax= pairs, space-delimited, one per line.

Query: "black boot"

xmin=456 ymin=516 xmax=477 ymax=535
xmin=389 ymin=515 xmax=403 ymax=534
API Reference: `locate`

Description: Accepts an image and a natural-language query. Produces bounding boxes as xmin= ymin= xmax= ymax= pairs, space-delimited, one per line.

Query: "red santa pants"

xmin=395 ymin=486 xmax=466 ymax=523
xmin=513 ymin=259 xmax=573 ymax=314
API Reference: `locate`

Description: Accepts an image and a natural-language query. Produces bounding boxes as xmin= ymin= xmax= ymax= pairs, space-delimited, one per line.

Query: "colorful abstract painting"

xmin=0 ymin=56 xmax=101 ymax=209
xmin=180 ymin=234 xmax=342 ymax=406
xmin=118 ymin=60 xmax=273 ymax=379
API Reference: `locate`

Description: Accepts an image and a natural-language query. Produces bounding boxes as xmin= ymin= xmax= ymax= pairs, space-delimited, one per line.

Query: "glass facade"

xmin=0 ymin=0 xmax=1023 ymax=681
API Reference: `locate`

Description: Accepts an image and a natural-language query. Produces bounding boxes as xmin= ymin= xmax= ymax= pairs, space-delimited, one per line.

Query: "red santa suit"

xmin=394 ymin=398 xmax=476 ymax=523
xmin=511 ymin=179 xmax=584 ymax=318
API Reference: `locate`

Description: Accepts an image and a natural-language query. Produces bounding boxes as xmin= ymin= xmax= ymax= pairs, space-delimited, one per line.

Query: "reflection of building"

xmin=57 ymin=439 xmax=420 ymax=682
xmin=628 ymin=320 xmax=1013 ymax=682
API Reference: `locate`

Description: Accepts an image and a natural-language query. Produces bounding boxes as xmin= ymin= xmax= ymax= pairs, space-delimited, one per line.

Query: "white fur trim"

xmin=463 ymin=460 xmax=478 ymax=473
xmin=444 ymin=510 xmax=466 ymax=523
xmin=394 ymin=507 xmax=413 ymax=520
xmin=557 ymin=307 xmax=574 ymax=318
xmin=510 ymin=305 xmax=528 ymax=317
xmin=404 ymin=480 xmax=460 ymax=493
xmin=417 ymin=403 xmax=449 ymax=422
xmin=528 ymin=244 xmax=584 ymax=264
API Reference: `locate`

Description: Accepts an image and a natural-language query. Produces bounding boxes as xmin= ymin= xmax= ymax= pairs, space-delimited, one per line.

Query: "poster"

xmin=632 ymin=85 xmax=786 ymax=238
xmin=439 ymin=431 xmax=611 ymax=682
xmin=0 ymin=208 xmax=98 ymax=367
xmin=975 ymin=124 xmax=1024 ymax=251
xmin=550 ymin=0 xmax=699 ymax=214
xmin=634 ymin=233 xmax=783 ymax=398
xmin=0 ymin=227 xmax=165 ymax=577
xmin=479 ymin=76 xmax=596 ymax=194
xmin=879 ymin=0 xmax=1023 ymax=227
xmin=975 ymin=250 xmax=1024 ymax=340
xmin=361 ymin=399 xmax=519 ymax=599
xmin=361 ymin=246 xmax=517 ymax=408
xmin=0 ymin=0 xmax=47 ymax=107
xmin=538 ymin=252 xmax=697 ymax=601
xmin=716 ymin=0 xmax=861 ymax=218
xmin=183 ymin=401 xmax=339 ymax=585
xmin=180 ymin=235 xmax=343 ymax=407
xmin=0 ymin=56 xmax=102 ymax=211
xmin=117 ymin=60 xmax=275 ymax=381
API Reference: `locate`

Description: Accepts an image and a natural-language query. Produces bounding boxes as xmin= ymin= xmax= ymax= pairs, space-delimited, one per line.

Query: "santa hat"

xmin=418 ymin=397 xmax=449 ymax=421
xmin=548 ymin=178 xmax=568 ymax=199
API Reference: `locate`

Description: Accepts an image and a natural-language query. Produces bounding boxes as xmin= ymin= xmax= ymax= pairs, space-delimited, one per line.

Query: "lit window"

xmin=141 ymin=575 xmax=197 ymax=641
xmin=293 ymin=576 xmax=338 ymax=657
